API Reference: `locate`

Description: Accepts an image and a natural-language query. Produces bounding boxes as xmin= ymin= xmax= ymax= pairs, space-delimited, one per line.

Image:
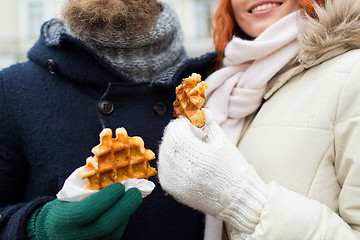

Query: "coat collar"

xmin=28 ymin=19 xmax=138 ymax=90
xmin=264 ymin=61 xmax=304 ymax=100
xmin=297 ymin=0 xmax=360 ymax=68
xmin=27 ymin=19 xmax=217 ymax=91
xmin=265 ymin=0 xmax=360 ymax=99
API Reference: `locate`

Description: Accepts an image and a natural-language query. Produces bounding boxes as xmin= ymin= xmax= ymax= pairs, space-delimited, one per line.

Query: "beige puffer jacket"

xmin=230 ymin=0 xmax=360 ymax=239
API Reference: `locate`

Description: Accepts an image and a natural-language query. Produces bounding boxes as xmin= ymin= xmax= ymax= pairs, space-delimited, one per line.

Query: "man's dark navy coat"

xmin=0 ymin=20 xmax=216 ymax=239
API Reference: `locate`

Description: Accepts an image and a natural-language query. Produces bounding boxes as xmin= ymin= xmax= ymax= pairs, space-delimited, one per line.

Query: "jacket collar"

xmin=27 ymin=19 xmax=198 ymax=91
xmin=297 ymin=0 xmax=360 ymax=68
xmin=265 ymin=0 xmax=360 ymax=99
xmin=264 ymin=61 xmax=304 ymax=100
xmin=28 ymin=20 xmax=136 ymax=90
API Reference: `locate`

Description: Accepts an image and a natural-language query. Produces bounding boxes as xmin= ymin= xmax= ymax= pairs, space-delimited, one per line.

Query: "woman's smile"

xmin=231 ymin=0 xmax=300 ymax=37
xmin=249 ymin=2 xmax=282 ymax=14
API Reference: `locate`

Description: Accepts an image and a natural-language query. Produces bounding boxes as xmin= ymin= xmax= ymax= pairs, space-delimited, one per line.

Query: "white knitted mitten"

xmin=158 ymin=114 xmax=268 ymax=234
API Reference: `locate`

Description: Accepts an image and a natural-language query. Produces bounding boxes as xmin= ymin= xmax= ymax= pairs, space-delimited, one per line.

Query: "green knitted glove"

xmin=26 ymin=183 xmax=142 ymax=240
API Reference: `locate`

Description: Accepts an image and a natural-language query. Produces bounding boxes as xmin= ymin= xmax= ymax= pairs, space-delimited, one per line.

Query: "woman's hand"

xmin=158 ymin=112 xmax=268 ymax=233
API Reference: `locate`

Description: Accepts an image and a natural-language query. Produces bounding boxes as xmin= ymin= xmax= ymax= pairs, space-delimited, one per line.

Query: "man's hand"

xmin=27 ymin=183 xmax=142 ymax=239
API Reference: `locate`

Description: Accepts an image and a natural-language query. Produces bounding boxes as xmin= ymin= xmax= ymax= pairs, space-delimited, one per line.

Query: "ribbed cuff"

xmin=218 ymin=166 xmax=268 ymax=235
xmin=27 ymin=200 xmax=56 ymax=240
xmin=26 ymin=208 xmax=42 ymax=240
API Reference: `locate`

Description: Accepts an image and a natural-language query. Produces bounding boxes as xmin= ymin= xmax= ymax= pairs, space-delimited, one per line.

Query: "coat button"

xmin=47 ymin=59 xmax=58 ymax=74
xmin=154 ymin=102 xmax=166 ymax=117
xmin=98 ymin=100 xmax=114 ymax=115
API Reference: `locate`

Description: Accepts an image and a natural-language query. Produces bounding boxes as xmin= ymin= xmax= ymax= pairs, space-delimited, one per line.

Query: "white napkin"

xmin=57 ymin=167 xmax=156 ymax=202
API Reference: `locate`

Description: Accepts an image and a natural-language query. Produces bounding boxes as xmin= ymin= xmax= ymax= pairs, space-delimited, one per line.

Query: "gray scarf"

xmin=66 ymin=2 xmax=185 ymax=82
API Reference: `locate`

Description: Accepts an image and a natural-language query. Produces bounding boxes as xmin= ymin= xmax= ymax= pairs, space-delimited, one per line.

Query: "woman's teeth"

xmin=251 ymin=3 xmax=281 ymax=13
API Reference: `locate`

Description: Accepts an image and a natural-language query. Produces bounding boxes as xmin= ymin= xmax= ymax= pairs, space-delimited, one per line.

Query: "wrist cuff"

xmin=26 ymin=208 xmax=42 ymax=240
xmin=218 ymin=166 xmax=268 ymax=235
xmin=30 ymin=200 xmax=56 ymax=240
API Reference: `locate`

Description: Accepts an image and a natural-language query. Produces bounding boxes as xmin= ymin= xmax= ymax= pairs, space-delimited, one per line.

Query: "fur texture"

xmin=298 ymin=0 xmax=360 ymax=67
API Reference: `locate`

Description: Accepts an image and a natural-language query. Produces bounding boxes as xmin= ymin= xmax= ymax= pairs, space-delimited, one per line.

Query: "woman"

xmin=158 ymin=0 xmax=360 ymax=239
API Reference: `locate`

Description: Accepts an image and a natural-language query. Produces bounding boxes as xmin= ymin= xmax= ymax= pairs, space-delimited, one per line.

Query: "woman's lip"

xmin=248 ymin=1 xmax=283 ymax=13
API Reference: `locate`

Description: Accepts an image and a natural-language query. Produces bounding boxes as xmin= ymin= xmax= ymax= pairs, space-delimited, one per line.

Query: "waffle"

xmin=76 ymin=128 xmax=157 ymax=190
xmin=173 ymin=73 xmax=208 ymax=128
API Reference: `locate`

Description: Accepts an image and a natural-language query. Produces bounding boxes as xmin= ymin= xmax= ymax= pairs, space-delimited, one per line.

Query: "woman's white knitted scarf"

xmin=203 ymin=12 xmax=300 ymax=240
xmin=205 ymin=12 xmax=300 ymax=145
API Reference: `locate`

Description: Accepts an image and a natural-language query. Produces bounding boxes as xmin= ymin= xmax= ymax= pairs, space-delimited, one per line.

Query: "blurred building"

xmin=0 ymin=0 xmax=216 ymax=70
xmin=165 ymin=0 xmax=216 ymax=56
xmin=0 ymin=0 xmax=61 ymax=69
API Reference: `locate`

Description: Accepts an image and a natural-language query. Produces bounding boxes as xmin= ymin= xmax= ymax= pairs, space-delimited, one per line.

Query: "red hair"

xmin=212 ymin=0 xmax=326 ymax=68
xmin=298 ymin=0 xmax=326 ymax=17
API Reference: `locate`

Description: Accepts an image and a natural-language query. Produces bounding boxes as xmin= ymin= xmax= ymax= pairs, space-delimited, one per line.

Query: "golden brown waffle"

xmin=173 ymin=73 xmax=208 ymax=128
xmin=76 ymin=128 xmax=157 ymax=190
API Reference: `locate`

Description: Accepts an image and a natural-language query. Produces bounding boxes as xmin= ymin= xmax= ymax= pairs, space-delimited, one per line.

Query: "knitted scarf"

xmin=66 ymin=2 xmax=185 ymax=82
xmin=204 ymin=12 xmax=300 ymax=240
xmin=205 ymin=12 xmax=300 ymax=145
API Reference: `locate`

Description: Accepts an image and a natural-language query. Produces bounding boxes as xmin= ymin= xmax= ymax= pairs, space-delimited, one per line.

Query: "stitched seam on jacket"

xmin=306 ymin=140 xmax=334 ymax=197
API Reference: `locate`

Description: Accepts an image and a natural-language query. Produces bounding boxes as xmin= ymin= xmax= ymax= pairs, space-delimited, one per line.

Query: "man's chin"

xmin=61 ymin=0 xmax=162 ymax=35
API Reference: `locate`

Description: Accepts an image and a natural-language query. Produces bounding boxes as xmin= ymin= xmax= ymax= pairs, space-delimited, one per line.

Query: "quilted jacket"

xmin=233 ymin=0 xmax=360 ymax=239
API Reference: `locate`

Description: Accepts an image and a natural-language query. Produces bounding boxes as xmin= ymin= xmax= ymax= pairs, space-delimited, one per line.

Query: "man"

xmin=0 ymin=0 xmax=216 ymax=239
